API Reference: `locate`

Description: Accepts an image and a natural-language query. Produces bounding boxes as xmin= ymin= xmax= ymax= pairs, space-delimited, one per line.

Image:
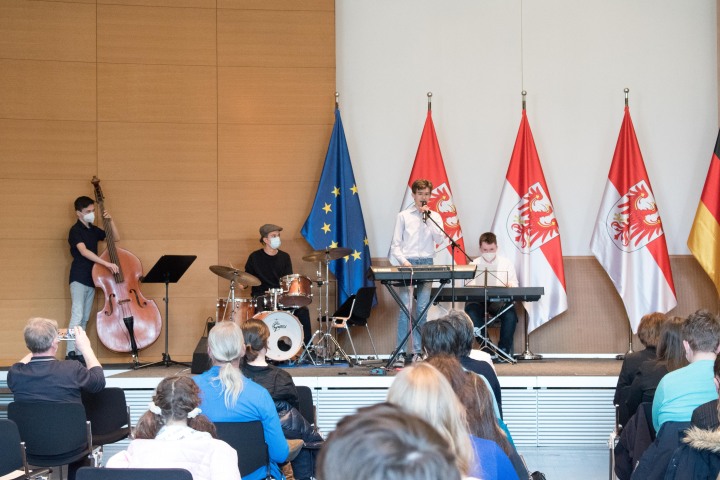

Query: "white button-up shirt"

xmin=466 ymin=254 xmax=519 ymax=287
xmin=389 ymin=205 xmax=445 ymax=265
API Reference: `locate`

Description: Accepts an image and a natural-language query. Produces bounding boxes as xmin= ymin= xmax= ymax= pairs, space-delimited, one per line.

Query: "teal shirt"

xmin=652 ymin=359 xmax=717 ymax=431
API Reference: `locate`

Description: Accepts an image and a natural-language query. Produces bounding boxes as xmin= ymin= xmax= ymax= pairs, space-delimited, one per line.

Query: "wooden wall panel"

xmin=0 ymin=0 xmax=96 ymax=62
xmin=98 ymin=64 xmax=217 ymax=123
xmin=0 ymin=179 xmax=92 ymax=240
xmin=218 ymin=66 xmax=335 ymax=124
xmin=219 ymin=0 xmax=334 ymax=11
xmin=0 ymin=299 xmax=71 ymax=365
xmin=98 ymin=122 xmax=218 ymax=182
xmin=0 ymin=240 xmax=69 ymax=300
xmin=0 ymin=60 xmax=96 ymax=121
xmin=98 ymin=4 xmax=217 ymax=66
xmin=218 ymin=180 xmax=317 ymax=240
xmin=97 ymin=181 xmax=218 ymax=241
xmin=218 ymin=124 xmax=331 ymax=182
xmin=98 ymin=0 xmax=215 ymax=8
xmin=0 ymin=120 xmax=96 ymax=180
xmin=218 ymin=9 xmax=334 ymax=67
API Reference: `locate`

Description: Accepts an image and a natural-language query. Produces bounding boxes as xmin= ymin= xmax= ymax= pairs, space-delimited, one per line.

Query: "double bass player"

xmin=67 ymin=195 xmax=119 ymax=361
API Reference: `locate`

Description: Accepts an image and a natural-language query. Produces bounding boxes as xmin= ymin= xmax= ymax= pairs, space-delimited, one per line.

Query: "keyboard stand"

xmin=384 ymin=278 xmax=451 ymax=369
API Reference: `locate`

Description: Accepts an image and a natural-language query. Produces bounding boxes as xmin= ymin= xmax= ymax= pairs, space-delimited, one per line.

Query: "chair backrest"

xmin=347 ymin=286 xmax=376 ymax=324
xmin=0 ymin=419 xmax=24 ymax=476
xmin=76 ymin=467 xmax=194 ymax=480
xmin=332 ymin=295 xmax=356 ymax=318
xmin=81 ymin=387 xmax=131 ymax=445
xmin=8 ymin=401 xmax=91 ymax=467
xmin=214 ymin=421 xmax=269 ymax=478
xmin=296 ymin=385 xmax=315 ymax=425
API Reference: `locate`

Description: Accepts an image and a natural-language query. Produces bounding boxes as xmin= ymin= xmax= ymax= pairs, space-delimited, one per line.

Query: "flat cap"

xmin=259 ymin=223 xmax=283 ymax=238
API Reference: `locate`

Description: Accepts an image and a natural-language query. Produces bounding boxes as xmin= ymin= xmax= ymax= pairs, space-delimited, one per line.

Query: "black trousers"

xmin=464 ymin=301 xmax=518 ymax=355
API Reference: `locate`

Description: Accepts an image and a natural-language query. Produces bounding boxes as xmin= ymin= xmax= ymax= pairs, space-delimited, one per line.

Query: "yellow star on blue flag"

xmin=302 ymin=108 xmax=374 ymax=305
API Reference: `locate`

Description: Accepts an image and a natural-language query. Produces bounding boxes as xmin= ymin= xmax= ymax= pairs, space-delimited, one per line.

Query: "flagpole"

xmin=335 ymin=91 xmax=339 ymax=110
xmin=515 ymin=90 xmax=543 ymax=362
xmin=427 ymin=91 xmax=432 ymax=111
xmin=615 ymin=87 xmax=636 ymax=361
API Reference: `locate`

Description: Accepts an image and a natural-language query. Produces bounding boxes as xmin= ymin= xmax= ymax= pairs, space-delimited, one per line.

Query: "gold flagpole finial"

xmin=624 ymin=88 xmax=629 ymax=107
xmin=335 ymin=92 xmax=339 ymax=109
xmin=427 ymin=92 xmax=432 ymax=111
xmin=522 ymin=90 xmax=527 ymax=111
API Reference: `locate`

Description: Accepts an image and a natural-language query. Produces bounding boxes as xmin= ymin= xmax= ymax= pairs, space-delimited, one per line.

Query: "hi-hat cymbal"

xmin=302 ymin=247 xmax=353 ymax=263
xmin=209 ymin=265 xmax=261 ymax=286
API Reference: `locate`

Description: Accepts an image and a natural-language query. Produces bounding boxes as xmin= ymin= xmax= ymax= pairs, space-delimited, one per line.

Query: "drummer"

xmin=244 ymin=224 xmax=312 ymax=346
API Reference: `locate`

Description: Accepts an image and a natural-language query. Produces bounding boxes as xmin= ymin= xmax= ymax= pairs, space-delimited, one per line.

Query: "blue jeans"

xmin=396 ymin=257 xmax=433 ymax=355
xmin=68 ymin=281 xmax=95 ymax=353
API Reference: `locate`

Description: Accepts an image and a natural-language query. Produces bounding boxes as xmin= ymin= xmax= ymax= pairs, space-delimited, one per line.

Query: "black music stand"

xmin=136 ymin=255 xmax=197 ymax=369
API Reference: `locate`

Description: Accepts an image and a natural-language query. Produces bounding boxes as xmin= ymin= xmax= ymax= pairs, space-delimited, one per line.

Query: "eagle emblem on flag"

xmin=606 ymin=180 xmax=663 ymax=252
xmin=506 ymin=182 xmax=560 ymax=252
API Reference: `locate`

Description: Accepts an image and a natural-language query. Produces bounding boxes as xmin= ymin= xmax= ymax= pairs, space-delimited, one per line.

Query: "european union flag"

xmin=302 ymin=108 xmax=373 ymax=305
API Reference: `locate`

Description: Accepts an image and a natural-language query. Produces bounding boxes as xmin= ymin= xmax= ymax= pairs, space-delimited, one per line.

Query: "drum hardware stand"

xmin=298 ymin=248 xmax=354 ymax=366
xmin=136 ymin=255 xmax=197 ymax=369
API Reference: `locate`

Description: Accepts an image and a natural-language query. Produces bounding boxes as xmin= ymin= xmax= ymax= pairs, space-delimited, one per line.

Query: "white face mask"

xmin=269 ymin=237 xmax=281 ymax=249
xmin=481 ymin=252 xmax=496 ymax=263
xmin=82 ymin=212 xmax=95 ymax=224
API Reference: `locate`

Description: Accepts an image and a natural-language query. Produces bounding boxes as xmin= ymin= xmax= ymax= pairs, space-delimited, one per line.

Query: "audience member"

xmin=8 ymin=318 xmax=105 ymax=403
xmin=652 ymin=309 xmax=720 ymax=432
xmin=242 ymin=318 xmax=323 ymax=480
xmin=106 ymin=376 xmax=239 ymax=480
xmin=316 ymin=402 xmax=465 ymax=480
xmin=193 ymin=321 xmax=289 ymax=480
xmin=427 ymin=309 xmax=503 ymax=414
xmin=614 ymin=312 xmax=666 ymax=407
xmin=425 ymin=355 xmax=529 ymax=480
xmin=8 ymin=318 xmax=105 ymax=480
xmin=620 ymin=316 xmax=688 ymax=426
xmin=664 ymin=355 xmax=720 ymax=479
xmin=387 ymin=362 xmax=518 ymax=480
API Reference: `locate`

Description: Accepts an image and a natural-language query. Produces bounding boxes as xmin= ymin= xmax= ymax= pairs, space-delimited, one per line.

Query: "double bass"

xmin=91 ymin=177 xmax=162 ymax=362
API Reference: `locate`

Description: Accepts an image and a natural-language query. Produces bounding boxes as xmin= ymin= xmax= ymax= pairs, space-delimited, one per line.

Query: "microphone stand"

xmin=423 ymin=210 xmax=471 ymax=309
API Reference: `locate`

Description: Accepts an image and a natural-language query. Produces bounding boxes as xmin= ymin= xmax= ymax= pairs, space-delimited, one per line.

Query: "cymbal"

xmin=302 ymin=247 xmax=353 ymax=263
xmin=209 ymin=265 xmax=261 ymax=286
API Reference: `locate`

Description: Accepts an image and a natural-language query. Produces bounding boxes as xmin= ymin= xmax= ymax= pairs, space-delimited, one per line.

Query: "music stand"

xmin=136 ymin=255 xmax=197 ymax=368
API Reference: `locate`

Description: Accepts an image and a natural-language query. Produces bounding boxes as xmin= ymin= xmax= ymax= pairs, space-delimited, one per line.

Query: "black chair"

xmin=76 ymin=467 xmax=193 ymax=480
xmin=296 ymin=385 xmax=315 ymax=425
xmin=330 ymin=286 xmax=377 ymax=360
xmin=214 ymin=421 xmax=270 ymax=479
xmin=8 ymin=401 xmax=94 ymax=479
xmin=0 ymin=419 xmax=51 ymax=480
xmin=81 ymin=388 xmax=132 ymax=448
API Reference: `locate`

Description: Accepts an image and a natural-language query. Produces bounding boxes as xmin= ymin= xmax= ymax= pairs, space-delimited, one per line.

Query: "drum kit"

xmin=208 ymin=245 xmax=353 ymax=364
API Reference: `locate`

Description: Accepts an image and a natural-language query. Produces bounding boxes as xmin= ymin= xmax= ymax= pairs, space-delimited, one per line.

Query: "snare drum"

xmin=279 ymin=274 xmax=312 ymax=308
xmin=252 ymin=310 xmax=303 ymax=361
xmin=254 ymin=288 xmax=284 ymax=311
xmin=216 ymin=298 xmax=255 ymax=325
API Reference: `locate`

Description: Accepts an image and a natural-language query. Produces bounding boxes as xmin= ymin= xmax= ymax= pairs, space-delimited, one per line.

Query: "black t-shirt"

xmin=244 ymin=249 xmax=293 ymax=298
xmin=68 ymin=220 xmax=106 ymax=287
xmin=8 ymin=356 xmax=106 ymax=404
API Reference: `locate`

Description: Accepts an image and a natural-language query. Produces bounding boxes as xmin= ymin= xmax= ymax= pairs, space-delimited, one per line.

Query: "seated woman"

xmin=194 ymin=321 xmax=289 ymax=480
xmin=621 ymin=316 xmax=688 ymax=426
xmin=106 ymin=375 xmax=239 ymax=480
xmin=425 ymin=355 xmax=529 ymax=480
xmin=387 ymin=362 xmax=519 ymax=480
xmin=242 ymin=318 xmax=323 ymax=480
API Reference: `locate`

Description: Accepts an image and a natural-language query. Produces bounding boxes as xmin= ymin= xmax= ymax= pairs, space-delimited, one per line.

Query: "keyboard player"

xmin=389 ymin=179 xmax=444 ymax=367
xmin=465 ymin=232 xmax=519 ymax=356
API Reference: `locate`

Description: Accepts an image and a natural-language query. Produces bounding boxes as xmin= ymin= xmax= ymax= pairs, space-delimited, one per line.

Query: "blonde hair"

xmin=207 ymin=322 xmax=245 ymax=409
xmin=386 ymin=362 xmax=474 ymax=474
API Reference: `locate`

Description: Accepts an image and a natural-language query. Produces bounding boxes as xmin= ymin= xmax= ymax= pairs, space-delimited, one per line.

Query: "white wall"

xmin=336 ymin=0 xmax=717 ymax=257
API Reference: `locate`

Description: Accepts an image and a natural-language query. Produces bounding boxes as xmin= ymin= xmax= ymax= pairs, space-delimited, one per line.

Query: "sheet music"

xmin=465 ymin=269 xmax=510 ymax=288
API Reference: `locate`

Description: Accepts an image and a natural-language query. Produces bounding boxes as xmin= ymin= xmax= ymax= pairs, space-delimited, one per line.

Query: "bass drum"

xmin=252 ymin=310 xmax=303 ymax=361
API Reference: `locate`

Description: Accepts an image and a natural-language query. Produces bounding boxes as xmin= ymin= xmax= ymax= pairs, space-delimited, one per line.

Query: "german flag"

xmin=688 ymin=131 xmax=720 ymax=297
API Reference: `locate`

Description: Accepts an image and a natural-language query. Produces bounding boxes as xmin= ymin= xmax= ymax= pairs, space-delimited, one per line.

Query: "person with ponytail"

xmin=193 ymin=321 xmax=289 ymax=480
xmin=106 ymin=375 xmax=239 ymax=480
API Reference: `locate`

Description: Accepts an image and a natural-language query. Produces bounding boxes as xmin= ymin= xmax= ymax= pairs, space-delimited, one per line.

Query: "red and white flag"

xmin=688 ymin=131 xmax=720 ymax=297
xmin=390 ymin=110 xmax=466 ymax=266
xmin=591 ymin=106 xmax=677 ymax=333
xmin=492 ymin=110 xmax=568 ymax=332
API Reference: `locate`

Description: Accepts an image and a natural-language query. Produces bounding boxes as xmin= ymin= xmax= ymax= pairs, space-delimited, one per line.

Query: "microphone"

xmin=421 ymin=201 xmax=428 ymax=224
